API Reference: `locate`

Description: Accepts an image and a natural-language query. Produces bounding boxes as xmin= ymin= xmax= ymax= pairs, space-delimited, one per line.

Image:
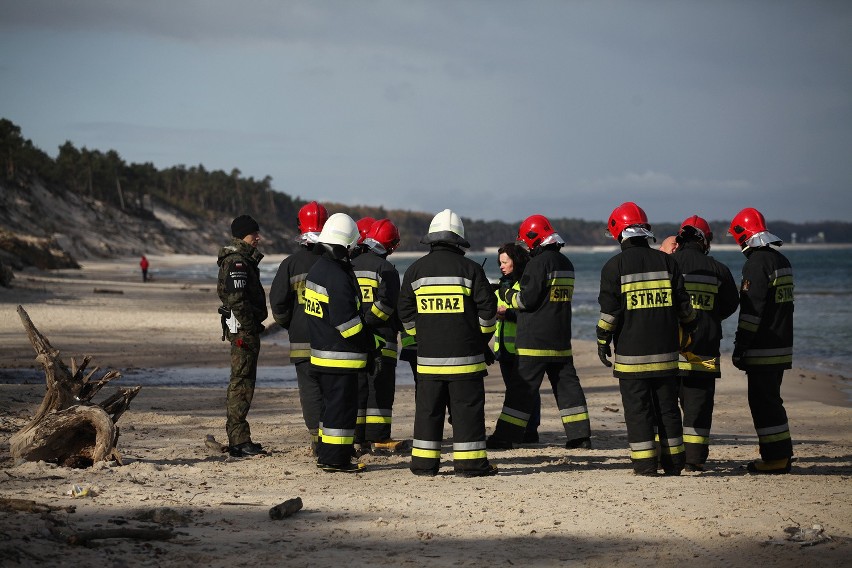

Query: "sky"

xmin=1 ymin=1 xmax=851 ymax=225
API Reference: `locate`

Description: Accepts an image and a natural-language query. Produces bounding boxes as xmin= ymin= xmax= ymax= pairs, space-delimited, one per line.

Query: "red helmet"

xmin=607 ymin=202 xmax=649 ymax=241
xmin=364 ymin=218 xmax=400 ymax=254
xmin=297 ymin=201 xmax=328 ymax=234
xmin=517 ymin=214 xmax=556 ymax=251
xmin=729 ymin=207 xmax=767 ymax=246
xmin=356 ymin=217 xmax=377 ymax=244
xmin=679 ymin=215 xmax=713 ymax=243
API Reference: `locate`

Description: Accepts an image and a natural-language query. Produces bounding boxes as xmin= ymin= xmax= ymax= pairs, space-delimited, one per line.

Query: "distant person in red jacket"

xmin=140 ymin=255 xmax=150 ymax=282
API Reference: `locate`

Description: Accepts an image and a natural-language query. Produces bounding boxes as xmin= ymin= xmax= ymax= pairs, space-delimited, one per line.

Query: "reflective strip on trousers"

xmin=453 ymin=440 xmax=487 ymax=461
xmin=412 ymin=439 xmax=442 ymax=459
xmin=630 ymin=440 xmax=657 ymax=460
xmin=561 ymin=405 xmax=589 ymax=424
xmin=659 ymin=436 xmax=685 ymax=455
xmin=366 ymin=408 xmax=392 ymax=424
xmin=757 ymin=423 xmax=791 ymax=443
xmin=683 ymin=426 xmax=710 ymax=445
xmin=498 ymin=406 xmax=530 ymax=427
xmin=320 ymin=424 xmax=355 ymax=445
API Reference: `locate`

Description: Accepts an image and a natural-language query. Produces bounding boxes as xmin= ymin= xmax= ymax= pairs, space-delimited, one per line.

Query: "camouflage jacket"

xmin=217 ymin=238 xmax=268 ymax=334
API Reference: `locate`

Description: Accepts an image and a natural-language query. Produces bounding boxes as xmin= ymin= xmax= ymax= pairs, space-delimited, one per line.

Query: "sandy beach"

xmin=1 ymin=255 xmax=850 ymax=567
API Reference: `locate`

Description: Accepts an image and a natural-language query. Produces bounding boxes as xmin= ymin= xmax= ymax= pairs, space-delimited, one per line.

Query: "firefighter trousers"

xmin=355 ymin=358 xmax=397 ymax=443
xmin=410 ymin=377 xmax=491 ymax=476
xmin=295 ymin=360 xmax=323 ymax=446
xmin=313 ymin=369 xmax=359 ymax=467
xmin=621 ymin=377 xmax=684 ymax=474
xmin=679 ymin=377 xmax=716 ymax=465
xmin=747 ymin=369 xmax=793 ymax=460
xmin=491 ymin=358 xmax=590 ymax=444
xmin=226 ymin=332 xmax=260 ymax=446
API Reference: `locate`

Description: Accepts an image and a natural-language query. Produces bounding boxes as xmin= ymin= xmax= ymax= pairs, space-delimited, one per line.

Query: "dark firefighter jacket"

xmin=398 ymin=243 xmax=497 ymax=380
xmin=596 ymin=238 xmax=696 ymax=379
xmin=672 ymin=241 xmax=740 ymax=377
xmin=269 ymin=246 xmax=320 ymax=362
xmin=352 ymin=250 xmax=402 ymax=361
xmin=304 ymin=246 xmax=375 ymax=373
xmin=734 ymin=246 xmax=794 ymax=371
xmin=217 ymin=239 xmax=267 ymax=334
xmin=503 ymin=245 xmax=575 ymax=361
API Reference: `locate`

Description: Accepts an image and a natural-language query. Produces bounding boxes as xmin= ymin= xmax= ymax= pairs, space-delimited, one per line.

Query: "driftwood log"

xmin=9 ymin=305 xmax=141 ymax=467
xmin=268 ymin=497 xmax=303 ymax=520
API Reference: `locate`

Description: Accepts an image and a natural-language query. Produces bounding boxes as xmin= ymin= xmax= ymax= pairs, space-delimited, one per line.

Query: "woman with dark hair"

xmin=491 ymin=242 xmax=540 ymax=444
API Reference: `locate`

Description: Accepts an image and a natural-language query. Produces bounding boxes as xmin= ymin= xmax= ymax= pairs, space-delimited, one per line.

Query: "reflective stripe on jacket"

xmin=269 ymin=247 xmax=320 ymax=361
xmin=596 ymin=238 xmax=695 ymax=379
xmin=352 ymin=250 xmax=402 ymax=361
xmin=672 ymin=242 xmax=739 ymax=377
xmin=398 ymin=244 xmax=496 ymax=379
xmin=305 ymin=252 xmax=373 ymax=373
xmin=504 ymin=246 xmax=575 ymax=361
xmin=734 ymin=247 xmax=794 ymax=371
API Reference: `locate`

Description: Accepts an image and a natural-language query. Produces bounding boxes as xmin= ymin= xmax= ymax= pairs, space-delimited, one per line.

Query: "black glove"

xmin=597 ymin=343 xmax=612 ymax=367
xmin=678 ymin=325 xmax=692 ymax=352
xmin=681 ymin=313 xmax=699 ymax=335
xmin=497 ymin=286 xmax=507 ymax=304
xmin=484 ymin=347 xmax=496 ymax=366
xmin=731 ymin=349 xmax=745 ymax=370
xmin=367 ymin=349 xmax=383 ymax=378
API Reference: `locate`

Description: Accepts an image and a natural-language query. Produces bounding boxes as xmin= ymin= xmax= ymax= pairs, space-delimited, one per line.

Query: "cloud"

xmin=580 ymin=171 xmax=752 ymax=194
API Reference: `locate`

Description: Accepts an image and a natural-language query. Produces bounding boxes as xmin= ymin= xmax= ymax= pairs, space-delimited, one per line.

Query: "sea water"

xmin=166 ymin=245 xmax=852 ymax=376
xmin=421 ymin=246 xmax=852 ymax=377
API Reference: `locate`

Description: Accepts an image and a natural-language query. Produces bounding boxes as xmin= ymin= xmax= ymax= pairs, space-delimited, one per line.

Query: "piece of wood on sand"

xmin=8 ymin=305 xmax=141 ymax=468
xmin=269 ymin=497 xmax=303 ymax=520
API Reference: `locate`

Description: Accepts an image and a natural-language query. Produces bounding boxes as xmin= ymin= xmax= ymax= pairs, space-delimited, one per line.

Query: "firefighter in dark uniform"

xmin=671 ymin=215 xmax=739 ymax=471
xmin=352 ymin=218 xmax=407 ymax=452
xmin=217 ymin=215 xmax=268 ymax=458
xmin=398 ymin=209 xmax=498 ymax=477
xmin=269 ymin=201 xmax=328 ymax=454
xmin=305 ymin=213 xmax=380 ymax=473
xmin=351 ymin=216 xmax=376 ymax=451
xmin=596 ymin=202 xmax=698 ymax=476
xmin=729 ymin=207 xmax=795 ymax=474
xmin=487 ymin=215 xmax=591 ymax=450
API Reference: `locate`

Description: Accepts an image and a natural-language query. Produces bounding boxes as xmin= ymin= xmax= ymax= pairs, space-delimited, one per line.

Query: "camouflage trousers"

xmin=226 ymin=331 xmax=260 ymax=446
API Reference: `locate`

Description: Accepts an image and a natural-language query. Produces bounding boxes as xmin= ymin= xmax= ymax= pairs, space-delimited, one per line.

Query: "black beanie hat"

xmin=231 ymin=215 xmax=260 ymax=238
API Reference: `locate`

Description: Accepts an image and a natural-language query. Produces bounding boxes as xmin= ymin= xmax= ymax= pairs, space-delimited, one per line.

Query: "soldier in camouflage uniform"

xmin=217 ymin=215 xmax=268 ymax=458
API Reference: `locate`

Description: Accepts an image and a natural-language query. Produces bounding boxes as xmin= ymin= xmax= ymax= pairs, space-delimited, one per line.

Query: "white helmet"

xmin=420 ymin=208 xmax=470 ymax=248
xmin=317 ymin=213 xmax=359 ymax=249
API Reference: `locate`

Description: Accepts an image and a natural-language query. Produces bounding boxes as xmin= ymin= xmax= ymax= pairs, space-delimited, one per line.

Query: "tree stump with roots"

xmin=9 ymin=305 xmax=141 ymax=467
